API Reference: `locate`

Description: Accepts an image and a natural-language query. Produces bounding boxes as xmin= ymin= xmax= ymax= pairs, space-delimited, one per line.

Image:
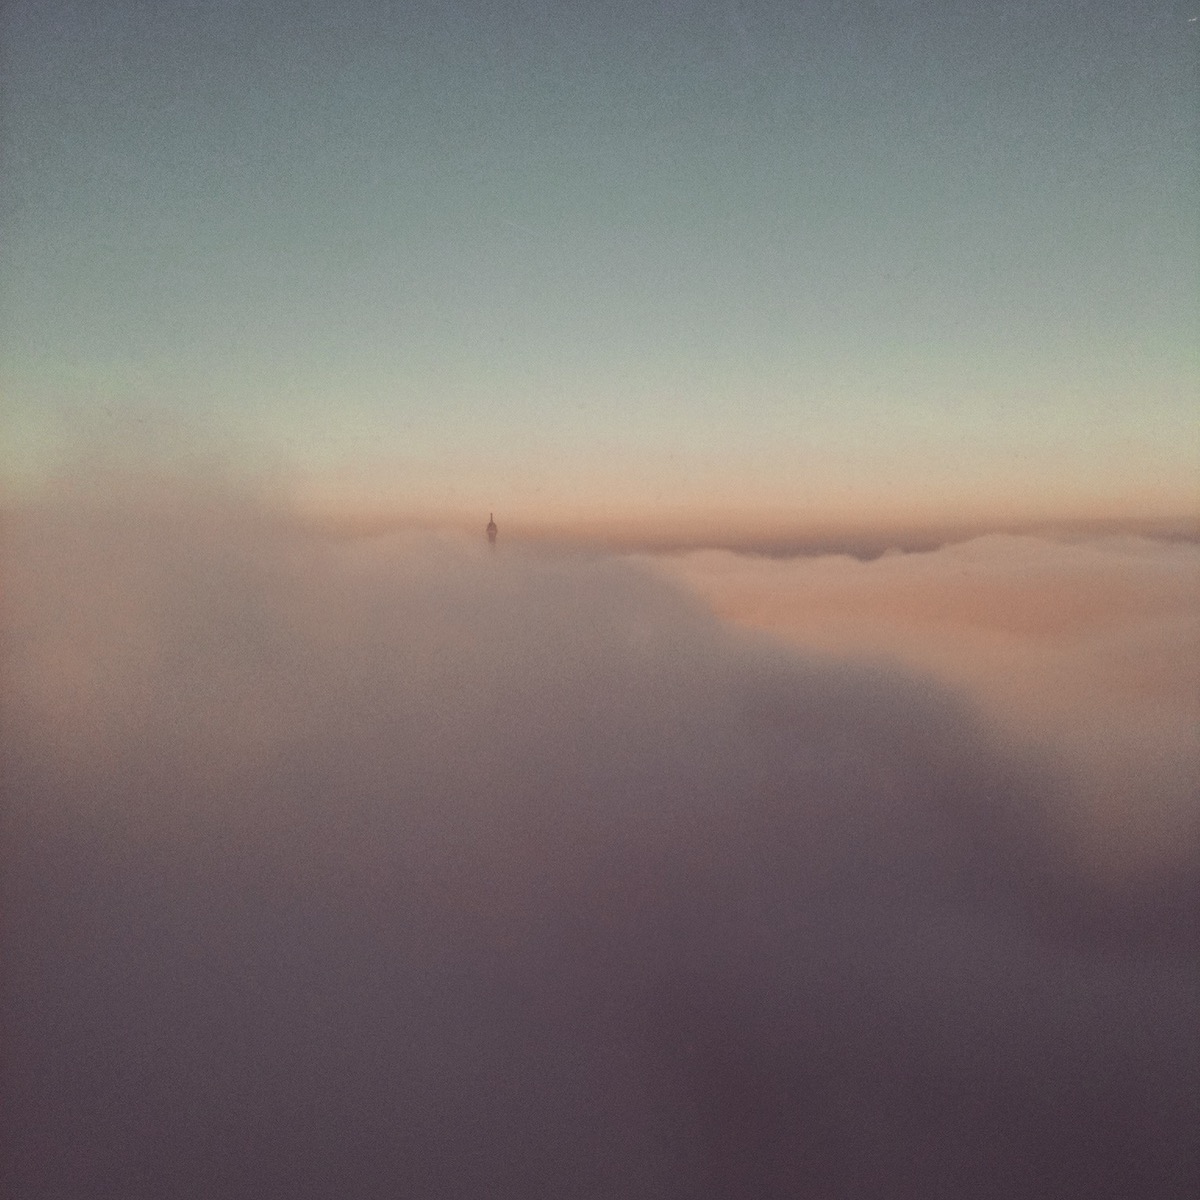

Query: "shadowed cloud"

xmin=3 ymin=474 xmax=1197 ymax=1198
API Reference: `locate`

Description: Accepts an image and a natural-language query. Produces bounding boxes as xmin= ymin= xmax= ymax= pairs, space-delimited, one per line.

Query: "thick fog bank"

xmin=4 ymin=480 xmax=1197 ymax=1198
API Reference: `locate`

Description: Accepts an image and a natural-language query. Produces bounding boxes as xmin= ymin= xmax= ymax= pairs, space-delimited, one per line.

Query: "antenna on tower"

xmin=486 ymin=512 xmax=497 ymax=547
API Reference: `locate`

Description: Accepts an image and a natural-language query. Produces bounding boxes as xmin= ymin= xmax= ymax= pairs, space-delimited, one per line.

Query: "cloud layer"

xmin=653 ymin=534 xmax=1200 ymax=877
xmin=4 ymin=476 xmax=1197 ymax=1198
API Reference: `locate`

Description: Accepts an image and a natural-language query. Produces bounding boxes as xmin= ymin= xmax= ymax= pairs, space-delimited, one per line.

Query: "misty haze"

xmin=4 ymin=475 xmax=1196 ymax=1198
xmin=3 ymin=1 xmax=1197 ymax=1195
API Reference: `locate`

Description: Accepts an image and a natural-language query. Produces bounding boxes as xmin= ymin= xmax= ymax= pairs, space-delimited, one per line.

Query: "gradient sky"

xmin=3 ymin=0 xmax=1197 ymax=531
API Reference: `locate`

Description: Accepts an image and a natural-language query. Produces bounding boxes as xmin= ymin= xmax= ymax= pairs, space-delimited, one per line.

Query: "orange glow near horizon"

xmin=294 ymin=480 xmax=1200 ymax=550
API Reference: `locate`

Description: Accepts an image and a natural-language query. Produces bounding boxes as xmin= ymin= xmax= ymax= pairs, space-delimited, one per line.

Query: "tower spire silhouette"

xmin=486 ymin=512 xmax=497 ymax=547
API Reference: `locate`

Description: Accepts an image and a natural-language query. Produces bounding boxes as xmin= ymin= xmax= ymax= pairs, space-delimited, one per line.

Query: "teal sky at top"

xmin=3 ymin=0 xmax=1197 ymax=522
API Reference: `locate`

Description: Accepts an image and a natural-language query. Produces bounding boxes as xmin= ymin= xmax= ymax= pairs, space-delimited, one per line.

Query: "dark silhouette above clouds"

xmin=4 ymin=478 xmax=1196 ymax=1198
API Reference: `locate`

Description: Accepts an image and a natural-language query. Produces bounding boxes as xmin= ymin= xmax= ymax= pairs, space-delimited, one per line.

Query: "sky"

xmin=4 ymin=8 xmax=1198 ymax=1186
xmin=2 ymin=0 xmax=1198 ymax=535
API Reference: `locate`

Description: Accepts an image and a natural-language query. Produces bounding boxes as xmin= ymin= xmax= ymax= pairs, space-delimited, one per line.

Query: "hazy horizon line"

xmin=306 ymin=509 xmax=1200 ymax=560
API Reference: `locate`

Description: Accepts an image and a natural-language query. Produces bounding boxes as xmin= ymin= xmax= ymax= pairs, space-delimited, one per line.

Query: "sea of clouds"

xmin=651 ymin=532 xmax=1200 ymax=879
xmin=4 ymin=473 xmax=1197 ymax=1198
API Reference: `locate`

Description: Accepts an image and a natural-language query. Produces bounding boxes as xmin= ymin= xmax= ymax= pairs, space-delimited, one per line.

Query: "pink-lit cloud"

xmin=651 ymin=534 xmax=1200 ymax=876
